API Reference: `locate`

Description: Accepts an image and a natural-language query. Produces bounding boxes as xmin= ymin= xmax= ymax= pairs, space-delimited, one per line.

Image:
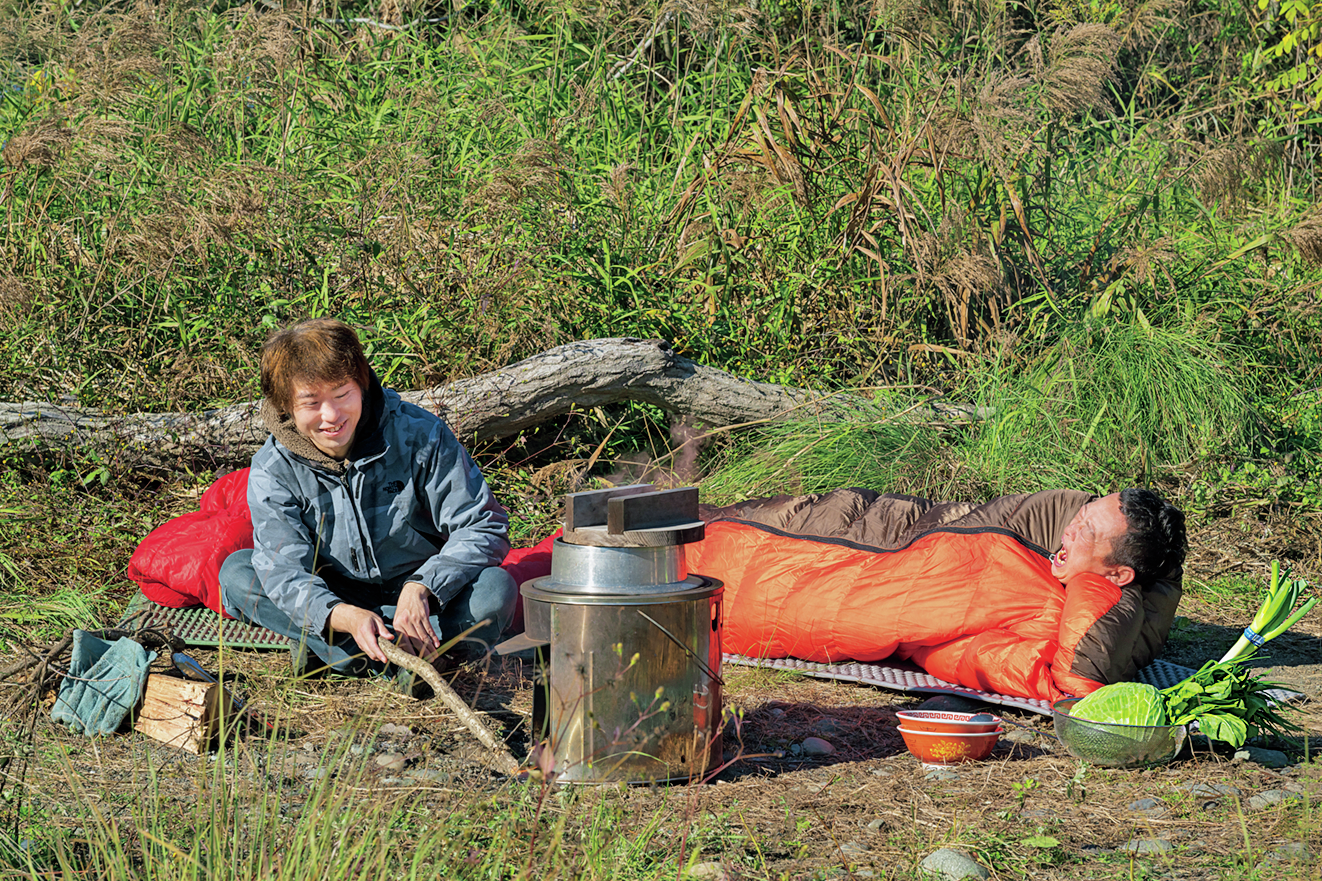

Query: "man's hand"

xmin=393 ymin=580 xmax=441 ymax=657
xmin=328 ymin=603 xmax=393 ymax=664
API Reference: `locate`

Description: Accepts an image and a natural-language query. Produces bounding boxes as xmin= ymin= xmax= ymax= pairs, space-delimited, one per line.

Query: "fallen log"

xmin=0 ymin=338 xmax=856 ymax=461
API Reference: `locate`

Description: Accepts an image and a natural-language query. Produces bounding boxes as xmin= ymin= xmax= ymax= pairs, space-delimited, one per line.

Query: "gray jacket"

xmin=247 ymin=376 xmax=510 ymax=638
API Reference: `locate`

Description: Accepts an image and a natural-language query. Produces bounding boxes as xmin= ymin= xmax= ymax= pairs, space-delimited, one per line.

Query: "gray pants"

xmin=219 ymin=550 xmax=518 ymax=674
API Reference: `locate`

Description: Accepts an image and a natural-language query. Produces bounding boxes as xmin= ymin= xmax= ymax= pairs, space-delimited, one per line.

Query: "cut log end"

xmin=132 ymin=673 xmax=236 ymax=754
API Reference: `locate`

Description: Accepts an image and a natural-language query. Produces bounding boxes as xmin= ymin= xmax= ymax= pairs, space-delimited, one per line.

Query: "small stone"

xmin=870 ymin=767 xmax=894 ymax=777
xmin=802 ymin=737 xmax=835 ymax=756
xmin=790 ymin=743 xmax=802 ymax=756
xmin=851 ymin=871 xmax=876 ymax=879
xmin=1247 ymin=789 xmax=1302 ymax=810
xmin=379 ymin=722 xmax=411 ymax=737
xmin=923 ymin=767 xmax=959 ymax=782
xmin=839 ymin=840 xmax=869 ymax=857
xmin=919 ymin=847 xmax=989 ymax=880
xmin=348 ymin=745 xmax=366 ymax=756
xmin=799 ymin=781 xmax=828 ymax=794
xmin=1118 ymin=839 xmax=1174 ymax=854
xmin=1022 ymin=808 xmax=1058 ymax=820
xmin=1266 ymin=841 xmax=1310 ymax=862
xmin=814 ymin=718 xmax=849 ymax=736
xmin=1234 ymin=747 xmax=1291 ymax=769
xmin=1001 ymin=728 xmax=1038 ymax=745
xmin=867 ymin=818 xmax=887 ymax=832
xmin=1178 ymin=782 xmax=1240 ymax=797
xmin=374 ymin=752 xmax=407 ymax=772
xmin=769 ymin=708 xmax=785 ymax=717
xmin=1127 ymin=798 xmax=1167 ymax=817
xmin=684 ymin=861 xmax=730 ymax=881
xmin=302 ymin=768 xmax=328 ymax=781
xmin=403 ymin=768 xmax=451 ymax=784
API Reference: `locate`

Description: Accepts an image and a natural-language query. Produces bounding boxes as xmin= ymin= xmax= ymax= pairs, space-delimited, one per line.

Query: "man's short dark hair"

xmin=260 ymin=318 xmax=371 ymax=414
xmin=1108 ymin=488 xmax=1187 ymax=583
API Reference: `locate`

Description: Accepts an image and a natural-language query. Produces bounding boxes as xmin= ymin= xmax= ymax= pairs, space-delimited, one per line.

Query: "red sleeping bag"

xmin=127 ymin=469 xmax=556 ymax=633
xmin=127 ymin=469 xmax=253 ymax=618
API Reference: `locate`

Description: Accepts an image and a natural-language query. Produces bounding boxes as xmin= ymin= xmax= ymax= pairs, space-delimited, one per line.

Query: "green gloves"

xmin=51 ymin=630 xmax=156 ymax=736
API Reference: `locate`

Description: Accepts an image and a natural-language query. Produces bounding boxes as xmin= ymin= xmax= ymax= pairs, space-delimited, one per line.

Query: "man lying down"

xmin=690 ymin=488 xmax=1187 ymax=702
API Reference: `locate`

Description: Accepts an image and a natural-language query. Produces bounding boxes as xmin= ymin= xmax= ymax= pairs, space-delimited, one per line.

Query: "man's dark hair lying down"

xmin=691 ymin=487 xmax=1187 ymax=702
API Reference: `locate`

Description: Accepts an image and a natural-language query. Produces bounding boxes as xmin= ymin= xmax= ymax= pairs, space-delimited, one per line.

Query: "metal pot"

xmin=522 ymin=503 xmax=724 ymax=783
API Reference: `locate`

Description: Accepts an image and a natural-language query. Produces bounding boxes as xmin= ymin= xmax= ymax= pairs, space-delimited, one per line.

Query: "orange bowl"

xmin=895 ymin=710 xmax=1001 ymax=734
xmin=897 ymin=726 xmax=1002 ymax=765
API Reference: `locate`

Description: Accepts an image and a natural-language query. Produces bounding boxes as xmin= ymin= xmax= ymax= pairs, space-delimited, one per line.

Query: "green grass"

xmin=1 ymin=0 xmax=1319 ymax=418
xmin=698 ymin=395 xmax=947 ymax=504
xmin=2 ymin=736 xmax=690 ymax=880
xmin=700 ymin=314 xmax=1265 ymax=503
xmin=957 ymin=317 xmax=1257 ymax=495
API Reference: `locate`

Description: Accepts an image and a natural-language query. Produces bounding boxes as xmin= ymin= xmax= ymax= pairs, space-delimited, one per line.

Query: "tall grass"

xmin=702 ymin=316 xmax=1258 ymax=501
xmin=699 ymin=404 xmax=947 ymax=504
xmin=959 ymin=317 xmax=1256 ymax=494
xmin=5 ymin=728 xmax=689 ymax=880
xmin=0 ymin=0 xmax=1318 ymax=415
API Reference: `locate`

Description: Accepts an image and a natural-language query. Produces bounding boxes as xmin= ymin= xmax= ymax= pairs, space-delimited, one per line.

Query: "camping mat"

xmin=119 ymin=591 xmax=290 ymax=650
xmin=119 ymin=596 xmax=1302 ymax=711
xmin=720 ymin=654 xmax=1203 ymax=716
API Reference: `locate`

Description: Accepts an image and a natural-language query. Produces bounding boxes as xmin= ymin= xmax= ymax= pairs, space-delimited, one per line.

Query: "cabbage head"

xmin=1071 ymin=682 xmax=1168 ymax=727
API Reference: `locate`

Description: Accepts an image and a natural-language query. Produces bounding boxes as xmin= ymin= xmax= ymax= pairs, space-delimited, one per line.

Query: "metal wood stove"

xmin=521 ymin=485 xmax=723 ymax=783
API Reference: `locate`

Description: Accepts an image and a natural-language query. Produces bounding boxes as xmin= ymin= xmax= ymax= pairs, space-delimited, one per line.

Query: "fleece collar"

xmin=261 ymin=371 xmax=387 ymax=474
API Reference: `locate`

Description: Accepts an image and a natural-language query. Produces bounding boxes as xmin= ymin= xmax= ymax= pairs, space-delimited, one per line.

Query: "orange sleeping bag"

xmin=689 ymin=519 xmax=1125 ymax=702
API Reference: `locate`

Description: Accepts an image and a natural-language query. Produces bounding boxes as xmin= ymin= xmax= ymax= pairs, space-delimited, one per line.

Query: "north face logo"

xmin=383 ymin=480 xmax=405 ymax=494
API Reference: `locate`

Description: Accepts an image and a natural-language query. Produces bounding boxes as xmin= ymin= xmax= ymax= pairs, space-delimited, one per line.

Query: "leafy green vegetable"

xmin=1218 ymin=561 xmax=1318 ymax=663
xmin=1072 ymin=682 xmax=1168 ymax=727
xmin=1160 ymin=659 xmax=1300 ymax=748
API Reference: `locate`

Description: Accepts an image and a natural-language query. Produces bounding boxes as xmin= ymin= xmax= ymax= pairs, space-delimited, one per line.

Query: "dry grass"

xmin=9 ymin=643 xmax=1317 ymax=878
xmin=1284 ymin=213 xmax=1322 ymax=267
xmin=1193 ymin=140 xmax=1271 ymax=207
xmin=1025 ymin=23 xmax=1124 ymax=117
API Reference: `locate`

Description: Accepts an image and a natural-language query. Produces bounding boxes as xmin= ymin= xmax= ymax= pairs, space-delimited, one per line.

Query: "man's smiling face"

xmin=1051 ymin=493 xmax=1136 ymax=587
xmin=291 ymin=379 xmax=363 ymax=459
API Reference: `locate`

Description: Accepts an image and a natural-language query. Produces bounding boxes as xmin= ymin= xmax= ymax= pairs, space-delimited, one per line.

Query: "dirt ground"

xmin=9 ymin=625 xmax=1319 ymax=881
xmin=6 ymin=514 xmax=1321 ymax=879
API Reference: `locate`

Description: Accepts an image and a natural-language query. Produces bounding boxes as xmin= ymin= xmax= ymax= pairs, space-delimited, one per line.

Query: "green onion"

xmin=1217 ymin=560 xmax=1318 ymax=664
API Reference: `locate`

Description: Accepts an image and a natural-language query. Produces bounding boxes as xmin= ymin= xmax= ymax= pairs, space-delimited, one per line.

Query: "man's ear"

xmin=1105 ymin=565 xmax=1136 ymax=588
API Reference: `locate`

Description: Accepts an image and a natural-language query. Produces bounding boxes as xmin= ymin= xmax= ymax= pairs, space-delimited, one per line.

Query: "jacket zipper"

xmin=341 ymin=471 xmax=373 ymax=575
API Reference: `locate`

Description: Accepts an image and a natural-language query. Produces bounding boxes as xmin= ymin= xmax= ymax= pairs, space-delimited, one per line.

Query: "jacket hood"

xmin=261 ymin=370 xmax=387 ymax=474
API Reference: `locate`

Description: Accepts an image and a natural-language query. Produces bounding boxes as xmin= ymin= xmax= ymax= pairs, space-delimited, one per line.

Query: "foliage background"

xmin=1 ymin=0 xmax=1320 ymax=569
